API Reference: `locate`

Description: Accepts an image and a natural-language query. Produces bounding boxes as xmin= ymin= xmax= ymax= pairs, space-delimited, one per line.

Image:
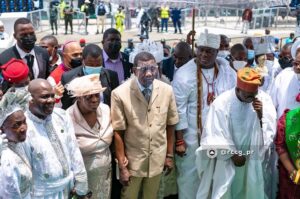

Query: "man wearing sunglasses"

xmin=111 ymin=51 xmax=179 ymax=199
xmin=39 ymin=35 xmax=62 ymax=72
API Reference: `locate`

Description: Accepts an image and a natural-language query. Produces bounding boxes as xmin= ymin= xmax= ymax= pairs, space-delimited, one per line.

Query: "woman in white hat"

xmin=66 ymin=74 xmax=119 ymax=199
xmin=0 ymin=93 xmax=32 ymax=198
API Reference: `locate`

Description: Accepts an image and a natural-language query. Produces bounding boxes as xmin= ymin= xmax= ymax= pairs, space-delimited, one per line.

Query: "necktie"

xmin=142 ymin=88 xmax=151 ymax=103
xmin=25 ymin=54 xmax=34 ymax=79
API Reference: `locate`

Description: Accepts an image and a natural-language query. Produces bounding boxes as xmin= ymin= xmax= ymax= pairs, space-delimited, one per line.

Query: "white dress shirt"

xmin=16 ymin=44 xmax=39 ymax=79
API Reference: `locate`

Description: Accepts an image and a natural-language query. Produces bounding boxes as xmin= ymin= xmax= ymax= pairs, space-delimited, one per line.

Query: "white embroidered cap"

xmin=255 ymin=66 xmax=268 ymax=77
xmin=196 ymin=29 xmax=220 ymax=49
xmin=129 ymin=39 xmax=164 ymax=64
xmin=65 ymin=74 xmax=106 ymax=97
xmin=291 ymin=39 xmax=300 ymax=59
xmin=0 ymin=88 xmax=30 ymax=126
xmin=0 ymin=103 xmax=22 ymax=127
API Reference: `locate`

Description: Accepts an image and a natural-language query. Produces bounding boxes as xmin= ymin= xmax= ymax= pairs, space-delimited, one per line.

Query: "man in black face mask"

xmin=101 ymin=28 xmax=132 ymax=83
xmin=0 ymin=18 xmax=50 ymax=80
xmin=273 ymin=42 xmax=293 ymax=78
xmin=48 ymin=41 xmax=82 ymax=91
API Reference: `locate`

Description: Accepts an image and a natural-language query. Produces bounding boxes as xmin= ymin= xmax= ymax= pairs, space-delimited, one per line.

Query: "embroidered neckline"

xmin=8 ymin=142 xmax=32 ymax=171
xmin=27 ymin=110 xmax=52 ymax=124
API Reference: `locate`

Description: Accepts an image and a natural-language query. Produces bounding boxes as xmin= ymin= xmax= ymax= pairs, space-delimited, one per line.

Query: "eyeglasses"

xmin=136 ymin=65 xmax=158 ymax=73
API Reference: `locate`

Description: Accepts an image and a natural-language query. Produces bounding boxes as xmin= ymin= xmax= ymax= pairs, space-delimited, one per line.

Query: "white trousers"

xmin=241 ymin=20 xmax=249 ymax=33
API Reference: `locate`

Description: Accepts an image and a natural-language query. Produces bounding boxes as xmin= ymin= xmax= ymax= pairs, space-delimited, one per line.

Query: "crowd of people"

xmin=48 ymin=0 xmax=183 ymax=37
xmin=0 ymin=14 xmax=300 ymax=199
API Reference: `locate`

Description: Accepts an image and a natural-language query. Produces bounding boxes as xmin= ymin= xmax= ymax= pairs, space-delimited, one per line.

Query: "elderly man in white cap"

xmin=253 ymin=37 xmax=277 ymax=93
xmin=0 ymin=20 xmax=9 ymax=40
xmin=253 ymin=37 xmax=280 ymax=199
xmin=270 ymin=39 xmax=300 ymax=119
xmin=172 ymin=29 xmax=236 ymax=198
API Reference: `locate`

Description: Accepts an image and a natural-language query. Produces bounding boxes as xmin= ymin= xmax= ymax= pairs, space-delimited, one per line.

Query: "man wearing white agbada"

xmin=195 ymin=68 xmax=276 ymax=199
xmin=270 ymin=39 xmax=300 ymax=119
xmin=172 ymin=29 xmax=236 ymax=198
xmin=25 ymin=79 xmax=88 ymax=198
xmin=253 ymin=37 xmax=277 ymax=94
xmin=66 ymin=74 xmax=114 ymax=199
xmin=253 ymin=37 xmax=279 ymax=199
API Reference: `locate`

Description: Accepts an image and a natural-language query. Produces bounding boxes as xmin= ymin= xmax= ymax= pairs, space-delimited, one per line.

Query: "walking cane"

xmin=191 ymin=8 xmax=203 ymax=146
xmin=192 ymin=8 xmax=196 ymax=54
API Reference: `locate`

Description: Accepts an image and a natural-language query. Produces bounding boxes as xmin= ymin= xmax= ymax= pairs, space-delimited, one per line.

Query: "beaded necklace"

xmin=196 ymin=60 xmax=218 ymax=144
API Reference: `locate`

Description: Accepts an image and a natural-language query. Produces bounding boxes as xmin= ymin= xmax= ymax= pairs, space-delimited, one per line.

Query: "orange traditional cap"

xmin=237 ymin=67 xmax=261 ymax=92
xmin=1 ymin=58 xmax=29 ymax=83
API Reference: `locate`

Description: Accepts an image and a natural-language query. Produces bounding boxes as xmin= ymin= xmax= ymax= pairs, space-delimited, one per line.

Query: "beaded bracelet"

xmin=290 ymin=170 xmax=297 ymax=181
xmin=176 ymin=139 xmax=185 ymax=146
xmin=166 ymin=154 xmax=174 ymax=159
xmin=294 ymin=170 xmax=300 ymax=184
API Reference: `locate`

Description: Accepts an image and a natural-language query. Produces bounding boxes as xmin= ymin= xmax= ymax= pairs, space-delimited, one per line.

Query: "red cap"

xmin=1 ymin=58 xmax=29 ymax=83
xmin=79 ymin=38 xmax=86 ymax=44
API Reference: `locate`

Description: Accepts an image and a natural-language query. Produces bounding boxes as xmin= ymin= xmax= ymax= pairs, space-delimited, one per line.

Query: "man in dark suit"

xmin=61 ymin=44 xmax=119 ymax=109
xmin=101 ymin=28 xmax=132 ymax=83
xmin=0 ymin=18 xmax=50 ymax=80
xmin=162 ymin=41 xmax=192 ymax=81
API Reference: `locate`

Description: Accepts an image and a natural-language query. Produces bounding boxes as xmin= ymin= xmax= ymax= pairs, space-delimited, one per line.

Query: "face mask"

xmin=247 ymin=50 xmax=255 ymax=60
xmin=218 ymin=50 xmax=230 ymax=59
xmin=279 ymin=57 xmax=293 ymax=69
xmin=20 ymin=34 xmax=37 ymax=51
xmin=233 ymin=60 xmax=247 ymax=70
xmin=265 ymin=60 xmax=274 ymax=72
xmin=84 ymin=66 xmax=102 ymax=75
xmin=70 ymin=58 xmax=82 ymax=68
xmin=109 ymin=41 xmax=121 ymax=54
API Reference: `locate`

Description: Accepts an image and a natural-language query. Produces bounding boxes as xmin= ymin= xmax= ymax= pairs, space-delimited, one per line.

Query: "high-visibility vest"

xmin=161 ymin=7 xmax=169 ymax=19
xmin=115 ymin=12 xmax=125 ymax=25
xmin=59 ymin=1 xmax=66 ymax=18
